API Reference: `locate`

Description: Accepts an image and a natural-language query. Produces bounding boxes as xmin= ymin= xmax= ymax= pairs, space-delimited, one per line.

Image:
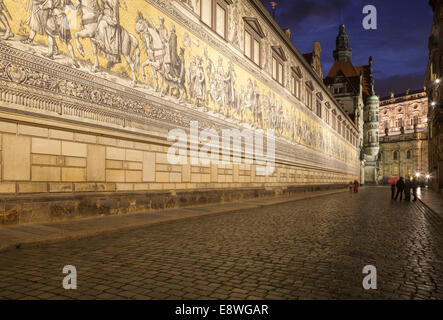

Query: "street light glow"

xmin=426 ymin=174 xmax=430 ymax=179
xmin=416 ymin=172 xmax=421 ymax=177
xmin=436 ymin=78 xmax=441 ymax=84
xmin=431 ymin=102 xmax=436 ymax=106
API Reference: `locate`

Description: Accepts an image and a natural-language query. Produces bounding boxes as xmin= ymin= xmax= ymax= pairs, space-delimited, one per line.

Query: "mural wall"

xmin=0 ymin=0 xmax=356 ymax=164
xmin=0 ymin=0 xmax=360 ymax=224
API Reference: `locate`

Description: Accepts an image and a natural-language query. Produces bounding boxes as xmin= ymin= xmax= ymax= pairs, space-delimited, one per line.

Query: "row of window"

xmin=383 ymin=116 xmax=421 ymax=129
xmin=391 ymin=166 xmax=416 ymax=177
xmin=392 ymin=150 xmax=413 ymax=160
xmin=196 ymin=0 xmax=358 ymax=147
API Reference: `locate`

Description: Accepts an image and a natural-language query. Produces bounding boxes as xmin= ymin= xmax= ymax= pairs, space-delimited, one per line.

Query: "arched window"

xmin=407 ymin=150 xmax=412 ymax=159
xmin=393 ymin=151 xmax=399 ymax=161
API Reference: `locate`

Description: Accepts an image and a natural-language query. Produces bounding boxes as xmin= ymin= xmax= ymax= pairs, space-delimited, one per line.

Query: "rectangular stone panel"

xmin=3 ymin=135 xmax=31 ymax=181
xmin=126 ymin=149 xmax=143 ymax=162
xmin=49 ymin=129 xmax=74 ymax=141
xmin=62 ymin=168 xmax=86 ymax=182
xmin=32 ymin=166 xmax=61 ymax=182
xmin=19 ymin=125 xmax=48 ymax=137
xmin=126 ymin=170 xmax=142 ymax=183
xmin=0 ymin=121 xmax=17 ymax=134
xmin=0 ymin=183 xmax=16 ymax=194
xmin=62 ymin=141 xmax=87 ymax=157
xmin=87 ymin=145 xmax=106 ymax=181
xmin=106 ymin=169 xmax=125 ymax=182
xmin=143 ymin=152 xmax=156 ymax=182
xmin=32 ymin=154 xmax=58 ymax=166
xmin=32 ymin=138 xmax=61 ymax=155
xmin=106 ymin=147 xmax=125 ymax=160
xmin=65 ymin=157 xmax=87 ymax=167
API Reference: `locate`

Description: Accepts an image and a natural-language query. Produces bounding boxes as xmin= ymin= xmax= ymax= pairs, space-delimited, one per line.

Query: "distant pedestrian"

xmin=394 ymin=177 xmax=405 ymax=201
xmin=404 ymin=178 xmax=411 ymax=201
xmin=412 ymin=177 xmax=418 ymax=202
xmin=349 ymin=181 xmax=353 ymax=192
xmin=353 ymin=180 xmax=359 ymax=193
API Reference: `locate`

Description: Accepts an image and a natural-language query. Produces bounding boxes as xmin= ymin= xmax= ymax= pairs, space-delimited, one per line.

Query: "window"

xmin=271 ymin=46 xmax=286 ymax=85
xmin=384 ymin=120 xmax=389 ymax=130
xmin=337 ymin=121 xmax=342 ymax=135
xmin=325 ymin=109 xmax=330 ymax=125
xmin=393 ymin=151 xmax=399 ymax=161
xmin=201 ymin=0 xmax=231 ymax=39
xmin=253 ymin=39 xmax=260 ymax=65
xmin=273 ymin=57 xmax=283 ymax=83
xmin=413 ymin=115 xmax=419 ymax=125
xmin=407 ymin=150 xmax=412 ymax=159
xmin=316 ymin=100 xmax=322 ymax=118
xmin=243 ymin=18 xmax=264 ymax=66
xmin=215 ymin=4 xmax=226 ymax=38
xmin=245 ymin=31 xmax=251 ymax=59
xmin=290 ymin=72 xmax=301 ymax=99
xmin=332 ymin=114 xmax=337 ymax=130
xmin=393 ymin=166 xmax=399 ymax=176
xmin=201 ymin=0 xmax=212 ymax=26
xmin=305 ymin=89 xmax=313 ymax=110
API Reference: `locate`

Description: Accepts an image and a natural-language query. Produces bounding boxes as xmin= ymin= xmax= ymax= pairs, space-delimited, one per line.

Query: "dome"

xmin=367 ymin=95 xmax=380 ymax=103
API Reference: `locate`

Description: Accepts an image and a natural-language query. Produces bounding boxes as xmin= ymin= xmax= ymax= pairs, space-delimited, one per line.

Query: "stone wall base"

xmin=0 ymin=184 xmax=346 ymax=226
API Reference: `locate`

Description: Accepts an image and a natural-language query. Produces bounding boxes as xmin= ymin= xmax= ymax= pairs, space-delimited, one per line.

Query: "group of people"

xmin=391 ymin=177 xmax=419 ymax=202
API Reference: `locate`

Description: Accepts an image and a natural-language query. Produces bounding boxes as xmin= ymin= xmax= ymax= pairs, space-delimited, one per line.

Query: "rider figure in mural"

xmin=94 ymin=0 xmax=121 ymax=65
xmin=43 ymin=0 xmax=79 ymax=68
xmin=22 ymin=0 xmax=59 ymax=54
xmin=0 ymin=0 xmax=14 ymax=40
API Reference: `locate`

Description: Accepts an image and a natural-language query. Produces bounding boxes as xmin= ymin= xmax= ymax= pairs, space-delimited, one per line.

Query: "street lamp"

xmin=415 ymin=172 xmax=421 ymax=178
xmin=436 ymin=78 xmax=441 ymax=84
xmin=426 ymin=174 xmax=430 ymax=180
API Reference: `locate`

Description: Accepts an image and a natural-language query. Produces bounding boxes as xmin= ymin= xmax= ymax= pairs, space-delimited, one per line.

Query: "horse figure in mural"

xmin=74 ymin=0 xmax=140 ymax=86
xmin=135 ymin=12 xmax=186 ymax=99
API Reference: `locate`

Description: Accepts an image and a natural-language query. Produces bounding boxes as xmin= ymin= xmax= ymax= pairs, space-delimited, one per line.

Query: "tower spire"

xmin=270 ymin=1 xmax=277 ymax=19
xmin=333 ymin=24 xmax=352 ymax=63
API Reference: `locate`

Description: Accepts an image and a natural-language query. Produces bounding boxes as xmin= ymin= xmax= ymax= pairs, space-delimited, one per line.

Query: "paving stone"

xmin=0 ymin=188 xmax=442 ymax=299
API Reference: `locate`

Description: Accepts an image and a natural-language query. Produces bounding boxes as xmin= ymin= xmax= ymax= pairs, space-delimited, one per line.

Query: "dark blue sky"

xmin=263 ymin=0 xmax=433 ymax=97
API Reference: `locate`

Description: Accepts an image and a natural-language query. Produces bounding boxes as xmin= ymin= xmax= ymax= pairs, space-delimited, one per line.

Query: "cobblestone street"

xmin=0 ymin=187 xmax=442 ymax=300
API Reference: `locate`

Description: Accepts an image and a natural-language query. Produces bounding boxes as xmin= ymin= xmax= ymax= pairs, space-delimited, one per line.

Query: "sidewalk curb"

xmin=0 ymin=189 xmax=348 ymax=253
xmin=417 ymin=198 xmax=443 ymax=221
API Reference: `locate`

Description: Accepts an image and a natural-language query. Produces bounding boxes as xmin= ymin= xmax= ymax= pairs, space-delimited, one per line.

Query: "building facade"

xmin=0 ymin=0 xmax=360 ymax=225
xmin=378 ymin=89 xmax=429 ymax=182
xmin=324 ymin=24 xmax=379 ymax=184
xmin=425 ymin=0 xmax=443 ymax=192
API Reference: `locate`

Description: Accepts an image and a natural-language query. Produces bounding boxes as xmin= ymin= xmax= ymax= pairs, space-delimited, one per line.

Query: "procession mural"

xmin=0 ymin=0 xmax=356 ymax=166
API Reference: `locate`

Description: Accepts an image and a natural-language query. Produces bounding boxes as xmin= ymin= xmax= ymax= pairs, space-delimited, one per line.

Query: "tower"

xmin=326 ymin=25 xmax=379 ymax=184
xmin=363 ymin=95 xmax=380 ymax=184
xmin=333 ymin=24 xmax=352 ymax=63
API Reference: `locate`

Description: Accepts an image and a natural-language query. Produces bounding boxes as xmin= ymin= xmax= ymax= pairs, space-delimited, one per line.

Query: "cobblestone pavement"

xmin=0 ymin=187 xmax=442 ymax=300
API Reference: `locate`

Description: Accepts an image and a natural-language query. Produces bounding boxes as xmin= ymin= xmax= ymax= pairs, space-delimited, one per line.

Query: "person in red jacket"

xmin=353 ymin=180 xmax=359 ymax=193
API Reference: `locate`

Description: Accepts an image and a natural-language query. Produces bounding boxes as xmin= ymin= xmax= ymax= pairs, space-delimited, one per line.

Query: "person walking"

xmin=391 ymin=183 xmax=396 ymax=200
xmin=395 ymin=177 xmax=405 ymax=201
xmin=404 ymin=178 xmax=411 ymax=201
xmin=353 ymin=180 xmax=359 ymax=193
xmin=412 ymin=177 xmax=418 ymax=202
